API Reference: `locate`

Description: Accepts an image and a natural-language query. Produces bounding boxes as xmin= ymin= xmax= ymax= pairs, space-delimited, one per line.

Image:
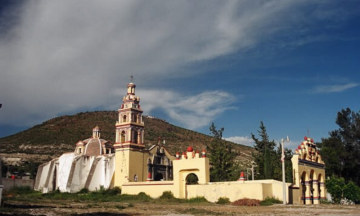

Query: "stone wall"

xmin=2 ymin=178 xmax=34 ymax=191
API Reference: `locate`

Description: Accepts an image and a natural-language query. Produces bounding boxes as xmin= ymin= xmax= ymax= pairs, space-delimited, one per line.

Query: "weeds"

xmin=320 ymin=199 xmax=332 ymax=204
xmin=216 ymin=197 xmax=230 ymax=204
xmin=159 ymin=191 xmax=175 ymax=200
xmin=259 ymin=197 xmax=282 ymax=206
xmin=186 ymin=196 xmax=208 ymax=203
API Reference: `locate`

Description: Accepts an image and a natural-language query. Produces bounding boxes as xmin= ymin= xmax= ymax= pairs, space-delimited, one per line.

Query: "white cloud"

xmin=111 ymin=88 xmax=236 ymax=129
xmin=225 ymin=136 xmax=254 ymax=147
xmin=0 ymin=0 xmax=346 ymax=127
xmin=312 ymin=83 xmax=359 ymax=94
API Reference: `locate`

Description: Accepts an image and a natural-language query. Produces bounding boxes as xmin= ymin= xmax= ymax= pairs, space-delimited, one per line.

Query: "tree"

xmin=251 ymin=121 xmax=276 ymax=179
xmin=207 ymin=123 xmax=238 ymax=182
xmin=318 ymin=108 xmax=360 ymax=185
xmin=252 ymin=121 xmax=292 ymax=181
xmin=326 ymin=175 xmax=360 ymax=204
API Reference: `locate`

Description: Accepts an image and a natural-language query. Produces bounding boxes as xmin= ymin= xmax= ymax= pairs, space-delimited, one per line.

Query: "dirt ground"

xmin=1 ymin=200 xmax=360 ymax=216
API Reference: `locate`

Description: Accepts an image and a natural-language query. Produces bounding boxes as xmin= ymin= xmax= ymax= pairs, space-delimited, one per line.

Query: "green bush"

xmin=326 ymin=176 xmax=360 ymax=204
xmin=216 ymin=197 xmax=230 ymax=204
xmin=343 ymin=181 xmax=360 ymax=204
xmin=159 ymin=191 xmax=175 ymax=200
xmin=260 ymin=197 xmax=282 ymax=206
xmin=320 ymin=199 xmax=332 ymax=204
xmin=78 ymin=188 xmax=89 ymax=194
xmin=186 ymin=196 xmax=208 ymax=203
xmin=105 ymin=187 xmax=122 ymax=195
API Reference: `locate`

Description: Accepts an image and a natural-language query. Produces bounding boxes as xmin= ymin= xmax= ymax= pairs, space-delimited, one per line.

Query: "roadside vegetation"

xmin=3 ymin=188 xmax=210 ymax=205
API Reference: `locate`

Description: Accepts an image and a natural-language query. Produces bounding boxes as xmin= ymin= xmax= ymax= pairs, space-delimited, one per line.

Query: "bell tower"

xmin=114 ymin=81 xmax=145 ymax=147
xmin=114 ymin=79 xmax=146 ymax=186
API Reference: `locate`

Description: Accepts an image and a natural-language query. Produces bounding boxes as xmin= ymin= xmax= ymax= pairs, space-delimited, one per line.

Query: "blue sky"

xmin=1 ymin=0 xmax=359 ymax=150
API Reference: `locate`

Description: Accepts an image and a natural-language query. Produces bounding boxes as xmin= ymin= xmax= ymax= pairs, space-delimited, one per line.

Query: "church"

xmin=35 ymin=81 xmax=175 ymax=193
xmin=35 ymin=81 xmax=326 ymax=204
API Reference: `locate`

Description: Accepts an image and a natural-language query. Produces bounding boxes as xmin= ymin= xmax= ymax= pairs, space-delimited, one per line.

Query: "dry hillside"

xmin=0 ymin=111 xmax=255 ymax=174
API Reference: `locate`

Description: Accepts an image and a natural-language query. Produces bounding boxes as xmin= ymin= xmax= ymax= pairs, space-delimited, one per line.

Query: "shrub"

xmin=78 ymin=188 xmax=89 ymax=194
xmin=137 ymin=192 xmax=152 ymax=201
xmin=232 ymin=198 xmax=260 ymax=206
xmin=186 ymin=196 xmax=208 ymax=203
xmin=320 ymin=199 xmax=332 ymax=204
xmin=343 ymin=181 xmax=360 ymax=204
xmin=326 ymin=176 xmax=360 ymax=204
xmin=216 ymin=197 xmax=230 ymax=204
xmin=260 ymin=197 xmax=282 ymax=206
xmin=159 ymin=191 xmax=175 ymax=200
xmin=106 ymin=187 xmax=122 ymax=195
xmin=326 ymin=176 xmax=345 ymax=204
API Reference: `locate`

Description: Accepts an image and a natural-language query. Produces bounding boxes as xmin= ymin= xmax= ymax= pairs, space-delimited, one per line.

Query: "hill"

xmin=0 ymin=111 xmax=255 ymax=174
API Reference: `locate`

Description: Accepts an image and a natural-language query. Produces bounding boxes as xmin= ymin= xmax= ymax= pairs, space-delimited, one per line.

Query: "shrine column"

xmin=319 ymin=181 xmax=326 ymax=200
xmin=305 ymin=180 xmax=311 ymax=204
xmin=312 ymin=180 xmax=319 ymax=204
xmin=137 ymin=132 xmax=141 ymax=144
xmin=115 ymin=130 xmax=119 ymax=143
xmin=128 ymin=128 xmax=132 ymax=142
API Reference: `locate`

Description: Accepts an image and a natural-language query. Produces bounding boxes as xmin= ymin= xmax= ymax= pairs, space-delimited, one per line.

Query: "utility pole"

xmin=281 ymin=136 xmax=290 ymax=205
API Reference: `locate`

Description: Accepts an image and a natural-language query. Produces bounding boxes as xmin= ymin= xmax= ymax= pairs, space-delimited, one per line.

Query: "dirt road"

xmin=1 ymin=200 xmax=360 ymax=216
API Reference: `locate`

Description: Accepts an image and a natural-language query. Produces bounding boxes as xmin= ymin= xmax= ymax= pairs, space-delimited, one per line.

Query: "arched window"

xmin=133 ymin=114 xmax=137 ymax=123
xmin=123 ymin=115 xmax=127 ymax=123
xmin=121 ymin=131 xmax=126 ymax=143
xmin=133 ymin=130 xmax=138 ymax=143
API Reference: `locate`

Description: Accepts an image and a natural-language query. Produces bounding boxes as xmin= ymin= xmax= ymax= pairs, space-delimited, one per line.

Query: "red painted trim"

xmin=123 ymin=183 xmax=174 ymax=186
xmin=118 ymin=108 xmax=143 ymax=112
xmin=115 ymin=123 xmax=144 ymax=128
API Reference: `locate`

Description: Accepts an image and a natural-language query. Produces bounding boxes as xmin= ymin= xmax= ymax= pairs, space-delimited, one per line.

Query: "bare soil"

xmin=1 ymin=200 xmax=360 ymax=216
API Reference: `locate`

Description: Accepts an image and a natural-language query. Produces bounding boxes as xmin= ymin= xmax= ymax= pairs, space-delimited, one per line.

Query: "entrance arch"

xmin=301 ymin=171 xmax=308 ymax=204
xmin=178 ymin=169 xmax=200 ymax=199
xmin=186 ymin=173 xmax=199 ymax=185
xmin=309 ymin=170 xmax=315 ymax=204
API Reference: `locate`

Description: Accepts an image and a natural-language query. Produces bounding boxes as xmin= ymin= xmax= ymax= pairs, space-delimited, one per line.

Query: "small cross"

xmin=130 ymin=75 xmax=134 ymax=82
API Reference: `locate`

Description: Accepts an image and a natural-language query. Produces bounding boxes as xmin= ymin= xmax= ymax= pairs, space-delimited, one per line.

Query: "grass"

xmin=3 ymin=187 xmax=211 ymax=206
xmin=320 ymin=199 xmax=332 ymax=204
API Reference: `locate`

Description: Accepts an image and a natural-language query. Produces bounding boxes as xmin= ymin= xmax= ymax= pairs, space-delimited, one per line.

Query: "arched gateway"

xmin=289 ymin=136 xmax=326 ymax=204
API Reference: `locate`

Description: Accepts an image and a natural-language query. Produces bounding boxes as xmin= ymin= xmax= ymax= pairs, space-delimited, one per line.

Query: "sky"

xmin=1 ymin=0 xmax=360 ymax=150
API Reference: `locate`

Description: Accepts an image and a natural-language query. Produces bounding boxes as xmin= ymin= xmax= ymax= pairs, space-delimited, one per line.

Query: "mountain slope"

xmin=0 ymin=111 xmax=254 ymax=166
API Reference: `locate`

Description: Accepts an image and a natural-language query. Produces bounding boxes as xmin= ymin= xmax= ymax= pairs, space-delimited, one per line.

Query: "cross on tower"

xmin=130 ymin=75 xmax=134 ymax=83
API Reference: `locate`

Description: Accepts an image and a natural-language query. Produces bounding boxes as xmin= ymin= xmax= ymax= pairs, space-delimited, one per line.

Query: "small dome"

xmin=84 ymin=138 xmax=103 ymax=156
